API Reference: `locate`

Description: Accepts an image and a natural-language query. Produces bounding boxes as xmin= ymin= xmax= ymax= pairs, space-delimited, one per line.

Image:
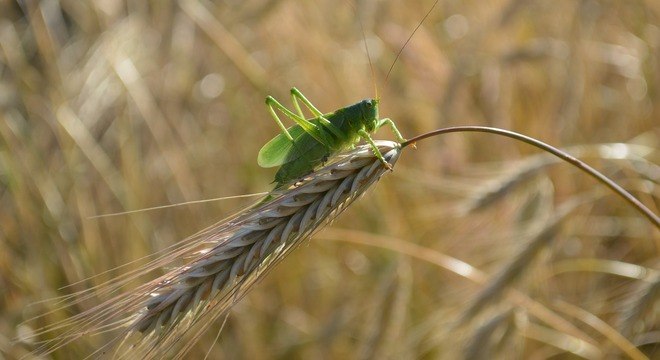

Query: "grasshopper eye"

xmin=365 ymin=100 xmax=373 ymax=108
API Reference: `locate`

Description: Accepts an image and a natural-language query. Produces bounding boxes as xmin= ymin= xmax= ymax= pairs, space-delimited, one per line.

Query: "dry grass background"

xmin=0 ymin=0 xmax=658 ymax=359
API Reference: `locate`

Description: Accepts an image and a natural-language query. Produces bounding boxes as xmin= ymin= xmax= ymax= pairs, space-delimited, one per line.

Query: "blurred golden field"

xmin=1 ymin=0 xmax=659 ymax=359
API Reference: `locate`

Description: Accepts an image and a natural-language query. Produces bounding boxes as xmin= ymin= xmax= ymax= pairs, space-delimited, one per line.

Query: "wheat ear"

xmin=29 ymin=140 xmax=401 ymax=359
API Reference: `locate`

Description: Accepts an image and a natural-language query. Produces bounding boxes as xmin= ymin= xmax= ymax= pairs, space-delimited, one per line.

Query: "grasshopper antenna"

xmin=385 ymin=0 xmax=440 ymax=84
xmin=357 ymin=9 xmax=378 ymax=100
xmin=346 ymin=0 xmax=379 ymax=99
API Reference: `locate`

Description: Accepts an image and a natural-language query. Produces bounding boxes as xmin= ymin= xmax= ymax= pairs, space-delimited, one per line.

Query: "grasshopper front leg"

xmin=377 ymin=118 xmax=406 ymax=144
xmin=358 ymin=129 xmax=393 ymax=171
xmin=377 ymin=117 xmax=415 ymax=148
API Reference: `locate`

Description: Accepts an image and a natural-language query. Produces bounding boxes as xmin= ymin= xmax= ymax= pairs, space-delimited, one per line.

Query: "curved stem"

xmin=402 ymin=126 xmax=659 ymax=228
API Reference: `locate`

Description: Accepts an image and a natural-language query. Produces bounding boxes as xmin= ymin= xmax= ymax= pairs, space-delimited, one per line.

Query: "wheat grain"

xmin=462 ymin=158 xmax=549 ymax=213
xmin=457 ymin=199 xmax=578 ymax=325
xmin=29 ymin=140 xmax=401 ymax=359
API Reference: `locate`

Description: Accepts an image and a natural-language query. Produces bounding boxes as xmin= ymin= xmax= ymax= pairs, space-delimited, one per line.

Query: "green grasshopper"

xmin=257 ymin=87 xmax=405 ymax=188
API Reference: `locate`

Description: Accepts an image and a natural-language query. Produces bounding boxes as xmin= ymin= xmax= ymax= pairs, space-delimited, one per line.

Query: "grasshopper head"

xmin=359 ymin=98 xmax=379 ymax=133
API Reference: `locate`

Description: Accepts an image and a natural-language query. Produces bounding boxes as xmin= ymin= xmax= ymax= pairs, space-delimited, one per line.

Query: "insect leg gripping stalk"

xmin=358 ymin=129 xmax=394 ymax=170
xmin=377 ymin=117 xmax=406 ymax=143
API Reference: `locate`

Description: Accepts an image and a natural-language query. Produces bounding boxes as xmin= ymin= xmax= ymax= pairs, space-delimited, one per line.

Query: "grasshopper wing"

xmin=258 ymin=124 xmax=309 ymax=168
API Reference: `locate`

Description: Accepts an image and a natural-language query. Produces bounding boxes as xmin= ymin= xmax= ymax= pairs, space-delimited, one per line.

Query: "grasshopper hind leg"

xmin=265 ymin=95 xmax=332 ymax=146
xmin=290 ymin=88 xmax=345 ymax=141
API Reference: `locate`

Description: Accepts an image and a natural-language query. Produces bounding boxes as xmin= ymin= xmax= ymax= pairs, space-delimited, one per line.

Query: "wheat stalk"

xmin=463 ymin=309 xmax=515 ymax=359
xmin=618 ymin=272 xmax=660 ymax=340
xmin=28 ymin=140 xmax=402 ymax=359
